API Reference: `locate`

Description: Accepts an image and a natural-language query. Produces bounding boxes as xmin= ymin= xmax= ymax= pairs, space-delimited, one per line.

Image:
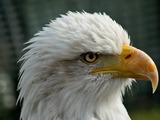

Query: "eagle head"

xmin=18 ymin=12 xmax=158 ymax=120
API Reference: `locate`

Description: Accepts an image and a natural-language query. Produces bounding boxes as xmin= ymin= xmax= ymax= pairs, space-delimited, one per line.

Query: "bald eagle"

xmin=18 ymin=12 xmax=158 ymax=120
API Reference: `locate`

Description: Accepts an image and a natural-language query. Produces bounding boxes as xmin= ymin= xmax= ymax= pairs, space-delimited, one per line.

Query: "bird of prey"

xmin=18 ymin=12 xmax=159 ymax=120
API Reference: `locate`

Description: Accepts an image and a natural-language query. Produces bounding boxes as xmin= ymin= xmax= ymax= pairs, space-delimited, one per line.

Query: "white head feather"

xmin=18 ymin=11 xmax=133 ymax=120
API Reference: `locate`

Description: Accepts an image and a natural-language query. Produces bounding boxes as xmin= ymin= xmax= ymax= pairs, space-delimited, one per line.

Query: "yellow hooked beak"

xmin=90 ymin=45 xmax=159 ymax=93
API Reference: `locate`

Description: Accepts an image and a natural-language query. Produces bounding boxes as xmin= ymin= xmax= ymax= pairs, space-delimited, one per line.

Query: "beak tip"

xmin=152 ymin=87 xmax=156 ymax=94
xmin=151 ymin=72 xmax=159 ymax=94
xmin=152 ymin=87 xmax=157 ymax=94
xmin=152 ymin=80 xmax=158 ymax=94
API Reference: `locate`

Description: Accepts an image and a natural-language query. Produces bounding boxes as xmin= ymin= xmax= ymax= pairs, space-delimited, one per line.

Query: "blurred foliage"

xmin=130 ymin=108 xmax=160 ymax=120
xmin=0 ymin=0 xmax=160 ymax=120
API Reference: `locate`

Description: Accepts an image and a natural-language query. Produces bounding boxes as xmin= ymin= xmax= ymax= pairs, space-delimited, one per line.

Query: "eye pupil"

xmin=89 ymin=54 xmax=94 ymax=59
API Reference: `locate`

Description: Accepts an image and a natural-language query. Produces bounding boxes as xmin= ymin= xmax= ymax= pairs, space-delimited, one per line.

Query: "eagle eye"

xmin=82 ymin=52 xmax=99 ymax=63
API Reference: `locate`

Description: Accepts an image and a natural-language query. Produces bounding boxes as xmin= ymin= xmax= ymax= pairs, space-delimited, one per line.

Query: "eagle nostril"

xmin=125 ymin=54 xmax=132 ymax=59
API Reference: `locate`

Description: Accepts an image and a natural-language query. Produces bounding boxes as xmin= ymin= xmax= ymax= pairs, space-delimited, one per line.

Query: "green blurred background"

xmin=0 ymin=0 xmax=160 ymax=120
